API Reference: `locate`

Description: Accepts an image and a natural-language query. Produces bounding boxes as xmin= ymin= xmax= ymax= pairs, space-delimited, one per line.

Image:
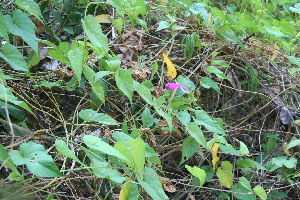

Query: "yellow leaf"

xmin=163 ymin=54 xmax=177 ymax=80
xmin=270 ymin=43 xmax=279 ymax=61
xmin=161 ymin=0 xmax=166 ymax=6
xmin=94 ymin=14 xmax=112 ymax=23
xmin=211 ymin=143 xmax=220 ymax=171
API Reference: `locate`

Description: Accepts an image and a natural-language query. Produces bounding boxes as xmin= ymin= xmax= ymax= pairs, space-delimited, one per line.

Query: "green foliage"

xmin=1 ymin=0 xmax=300 ymax=199
xmin=11 ymin=142 xmax=63 ymax=177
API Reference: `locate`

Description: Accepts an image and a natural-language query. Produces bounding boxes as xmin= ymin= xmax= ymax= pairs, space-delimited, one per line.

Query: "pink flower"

xmin=165 ymin=82 xmax=190 ymax=91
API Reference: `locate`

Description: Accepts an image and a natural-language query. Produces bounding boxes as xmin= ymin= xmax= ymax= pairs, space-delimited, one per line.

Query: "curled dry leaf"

xmin=162 ymin=179 xmax=177 ymax=193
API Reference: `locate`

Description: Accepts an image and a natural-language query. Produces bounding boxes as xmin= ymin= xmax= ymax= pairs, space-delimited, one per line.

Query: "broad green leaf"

xmin=95 ymin=71 xmax=115 ymax=81
xmin=189 ymin=3 xmax=208 ymax=24
xmin=79 ymin=109 xmax=118 ymax=125
xmin=177 ymin=75 xmax=195 ymax=91
xmin=0 ymin=43 xmax=28 ymax=71
xmin=232 ymin=183 xmax=255 ymax=200
xmin=253 ymin=185 xmax=267 ymax=200
xmin=119 ymin=181 xmax=139 ymax=200
xmin=176 ymin=110 xmax=191 ymax=126
xmin=115 ymin=69 xmax=133 ymax=103
xmin=157 ymin=21 xmax=171 ymax=31
xmin=266 ymin=156 xmax=297 ymax=172
xmin=211 ymin=60 xmax=230 ymax=68
xmin=289 ymin=3 xmax=300 ymax=14
xmin=0 ymin=144 xmax=21 ymax=177
xmin=83 ymin=135 xmax=129 ymax=162
xmin=114 ymin=141 xmax=134 ymax=168
xmin=82 ymin=15 xmax=108 ymax=55
xmin=68 ymin=48 xmax=83 ymax=84
xmin=194 ymin=110 xmax=226 ymax=135
xmin=199 ymin=77 xmax=221 ymax=93
xmin=220 ymin=144 xmax=240 ymax=156
xmin=129 ymin=138 xmax=145 ymax=178
xmin=0 ymin=13 xmax=9 ymax=41
xmin=4 ymin=9 xmax=38 ymax=53
xmin=286 ymin=139 xmax=300 ymax=150
xmin=185 ymin=165 xmax=206 ymax=187
xmin=142 ymin=107 xmax=154 ymax=128
xmin=216 ymin=161 xmax=234 ymax=189
xmin=55 ymin=140 xmax=82 ymax=164
xmin=0 ymin=83 xmax=33 ymax=114
xmin=237 ymin=158 xmax=266 ymax=170
xmin=180 ymin=137 xmax=198 ymax=165
xmin=206 ymin=66 xmax=229 ymax=79
xmin=10 ymin=141 xmax=63 ymax=177
xmin=83 ymin=64 xmax=105 ymax=102
xmin=138 ymin=167 xmax=169 ymax=200
xmin=186 ymin=122 xmax=207 ymax=149
xmin=90 ymin=159 xmax=126 ymax=183
xmin=240 ymin=141 xmax=249 ymax=155
xmin=15 ymin=0 xmax=44 ymax=22
xmin=137 ymin=83 xmax=154 ymax=105
xmin=239 ymin=177 xmax=252 ymax=191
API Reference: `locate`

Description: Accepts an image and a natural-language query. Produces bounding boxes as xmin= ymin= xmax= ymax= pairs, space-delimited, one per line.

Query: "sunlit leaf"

xmin=119 ymin=181 xmax=139 ymax=200
xmin=185 ymin=165 xmax=206 ymax=187
xmin=79 ymin=109 xmax=118 ymax=125
xmin=0 ymin=43 xmax=28 ymax=71
xmin=216 ymin=161 xmax=233 ymax=189
xmin=15 ymin=0 xmax=44 ymax=22
xmin=4 ymin=9 xmax=38 ymax=53
xmin=253 ymin=185 xmax=267 ymax=200
xmin=11 ymin=141 xmax=63 ymax=177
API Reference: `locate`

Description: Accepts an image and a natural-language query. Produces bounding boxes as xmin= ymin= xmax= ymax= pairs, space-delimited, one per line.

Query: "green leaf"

xmin=137 ymin=83 xmax=154 ymax=105
xmin=253 ymin=185 xmax=267 ymax=200
xmin=83 ymin=135 xmax=129 ymax=162
xmin=113 ymin=18 xmax=123 ymax=34
xmin=129 ymin=138 xmax=145 ymax=178
xmin=83 ymin=64 xmax=105 ymax=103
xmin=10 ymin=141 xmax=63 ymax=177
xmin=0 ymin=144 xmax=21 ymax=177
xmin=289 ymin=3 xmax=300 ymax=14
xmin=0 ymin=83 xmax=33 ymax=114
xmin=186 ymin=122 xmax=207 ymax=149
xmin=15 ymin=0 xmax=44 ymax=22
xmin=138 ymin=167 xmax=169 ymax=200
xmin=90 ymin=159 xmax=126 ymax=183
xmin=232 ymin=183 xmax=255 ymax=200
xmin=216 ymin=161 xmax=234 ymax=189
xmin=176 ymin=75 xmax=196 ymax=91
xmin=82 ymin=15 xmax=108 ymax=55
xmin=180 ymin=137 xmax=198 ymax=165
xmin=266 ymin=156 xmax=297 ymax=172
xmin=0 ymin=13 xmax=9 ymax=41
xmin=0 ymin=43 xmax=28 ymax=71
xmin=79 ymin=109 xmax=118 ymax=125
xmin=237 ymin=158 xmax=266 ymax=170
xmin=239 ymin=177 xmax=252 ymax=191
xmin=115 ymin=69 xmax=133 ymax=103
xmin=142 ymin=107 xmax=154 ymax=128
xmin=206 ymin=66 xmax=229 ymax=79
xmin=200 ymin=77 xmax=221 ymax=93
xmin=185 ymin=165 xmax=206 ymax=187
xmin=194 ymin=110 xmax=226 ymax=135
xmin=119 ymin=181 xmax=139 ymax=200
xmin=114 ymin=141 xmax=134 ymax=168
xmin=55 ymin=140 xmax=82 ymax=164
xmin=240 ymin=141 xmax=249 ymax=155
xmin=68 ymin=48 xmax=83 ymax=84
xmin=288 ymin=56 xmax=300 ymax=67
xmin=4 ymin=9 xmax=38 ymax=53
xmin=157 ymin=21 xmax=171 ymax=31
xmin=189 ymin=3 xmax=208 ymax=24
xmin=286 ymin=139 xmax=300 ymax=150
xmin=176 ymin=110 xmax=191 ymax=126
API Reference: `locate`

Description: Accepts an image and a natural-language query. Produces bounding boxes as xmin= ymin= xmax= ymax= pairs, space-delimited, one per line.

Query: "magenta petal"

xmin=165 ymin=83 xmax=190 ymax=91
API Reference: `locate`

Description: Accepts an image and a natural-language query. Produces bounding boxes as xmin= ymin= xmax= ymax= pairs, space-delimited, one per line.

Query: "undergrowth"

xmin=1 ymin=0 xmax=300 ymax=199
